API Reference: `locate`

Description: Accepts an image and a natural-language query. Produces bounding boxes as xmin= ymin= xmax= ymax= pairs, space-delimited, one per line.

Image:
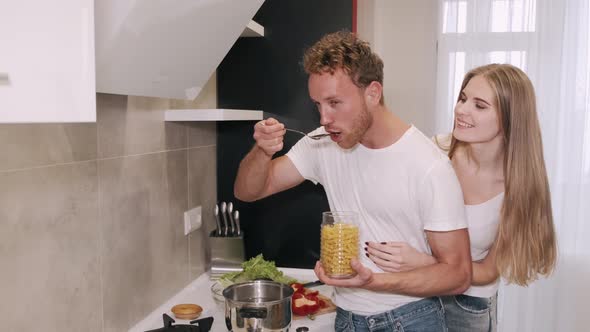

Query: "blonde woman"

xmin=366 ymin=64 xmax=557 ymax=331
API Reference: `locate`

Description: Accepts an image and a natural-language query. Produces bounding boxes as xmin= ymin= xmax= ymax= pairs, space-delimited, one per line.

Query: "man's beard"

xmin=341 ymin=102 xmax=372 ymax=148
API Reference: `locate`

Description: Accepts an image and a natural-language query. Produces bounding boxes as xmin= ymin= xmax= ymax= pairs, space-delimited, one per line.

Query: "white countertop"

xmin=129 ymin=268 xmax=336 ymax=332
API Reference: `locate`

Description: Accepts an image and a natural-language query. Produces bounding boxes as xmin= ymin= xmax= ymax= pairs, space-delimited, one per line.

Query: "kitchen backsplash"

xmin=0 ymin=76 xmax=218 ymax=332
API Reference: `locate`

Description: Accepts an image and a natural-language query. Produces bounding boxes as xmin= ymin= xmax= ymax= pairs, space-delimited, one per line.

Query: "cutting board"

xmin=293 ymin=292 xmax=337 ymax=320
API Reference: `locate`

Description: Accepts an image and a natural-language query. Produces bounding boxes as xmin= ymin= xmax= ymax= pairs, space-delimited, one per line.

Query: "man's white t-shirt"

xmin=286 ymin=125 xmax=467 ymax=315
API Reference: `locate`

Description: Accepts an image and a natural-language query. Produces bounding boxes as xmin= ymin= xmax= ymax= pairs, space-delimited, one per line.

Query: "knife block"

xmin=208 ymin=231 xmax=245 ymax=280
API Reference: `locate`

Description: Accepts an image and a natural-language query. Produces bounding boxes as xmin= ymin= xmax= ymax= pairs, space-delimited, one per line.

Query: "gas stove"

xmin=144 ymin=313 xmax=214 ymax=332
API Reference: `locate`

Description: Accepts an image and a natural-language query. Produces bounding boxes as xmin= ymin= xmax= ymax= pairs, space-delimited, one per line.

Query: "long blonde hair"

xmin=448 ymin=64 xmax=557 ymax=286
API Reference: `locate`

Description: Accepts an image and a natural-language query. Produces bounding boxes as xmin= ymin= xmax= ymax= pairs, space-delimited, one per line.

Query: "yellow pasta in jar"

xmin=320 ymin=223 xmax=359 ymax=278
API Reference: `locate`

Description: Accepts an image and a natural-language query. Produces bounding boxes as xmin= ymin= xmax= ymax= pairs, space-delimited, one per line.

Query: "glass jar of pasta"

xmin=320 ymin=211 xmax=359 ymax=279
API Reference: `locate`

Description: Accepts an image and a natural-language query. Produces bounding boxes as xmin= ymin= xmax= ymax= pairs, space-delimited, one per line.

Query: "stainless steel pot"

xmin=223 ymin=280 xmax=294 ymax=332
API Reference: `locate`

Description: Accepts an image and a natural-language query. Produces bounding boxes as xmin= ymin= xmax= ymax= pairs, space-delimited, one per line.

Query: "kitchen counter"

xmin=129 ymin=268 xmax=336 ymax=332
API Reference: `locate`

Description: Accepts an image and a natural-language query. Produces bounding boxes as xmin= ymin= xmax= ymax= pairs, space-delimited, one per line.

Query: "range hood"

xmin=95 ymin=0 xmax=265 ymax=100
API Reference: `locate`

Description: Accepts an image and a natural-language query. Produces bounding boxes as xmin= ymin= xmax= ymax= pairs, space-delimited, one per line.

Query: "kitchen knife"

xmin=234 ymin=210 xmax=241 ymax=236
xmin=214 ymin=204 xmax=222 ymax=236
xmin=220 ymin=202 xmax=229 ymax=237
xmin=302 ymin=280 xmax=324 ymax=288
xmin=227 ymin=202 xmax=236 ymax=236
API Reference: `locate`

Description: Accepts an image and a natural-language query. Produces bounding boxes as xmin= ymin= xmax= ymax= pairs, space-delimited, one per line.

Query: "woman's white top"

xmin=463 ymin=192 xmax=503 ymax=297
xmin=434 ymin=134 xmax=501 ymax=298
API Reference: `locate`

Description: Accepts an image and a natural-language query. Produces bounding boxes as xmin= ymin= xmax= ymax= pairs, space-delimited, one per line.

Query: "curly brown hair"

xmin=303 ymin=31 xmax=384 ymax=99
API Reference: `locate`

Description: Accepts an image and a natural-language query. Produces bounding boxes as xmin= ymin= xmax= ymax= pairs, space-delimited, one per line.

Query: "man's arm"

xmin=234 ymin=151 xmax=304 ymax=201
xmin=234 ymin=118 xmax=305 ymax=202
xmin=315 ymin=228 xmax=472 ymax=297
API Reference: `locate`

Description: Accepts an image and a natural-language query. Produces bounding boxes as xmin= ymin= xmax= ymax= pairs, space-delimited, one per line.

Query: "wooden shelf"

xmin=165 ymin=109 xmax=263 ymax=121
xmin=241 ymin=20 xmax=264 ymax=37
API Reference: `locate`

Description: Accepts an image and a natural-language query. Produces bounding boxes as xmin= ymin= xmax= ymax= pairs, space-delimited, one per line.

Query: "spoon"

xmin=285 ymin=128 xmax=331 ymax=140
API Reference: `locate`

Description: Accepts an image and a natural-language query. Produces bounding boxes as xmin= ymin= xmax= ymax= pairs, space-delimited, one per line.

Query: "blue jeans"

xmin=442 ymin=294 xmax=497 ymax=332
xmin=334 ymin=297 xmax=447 ymax=332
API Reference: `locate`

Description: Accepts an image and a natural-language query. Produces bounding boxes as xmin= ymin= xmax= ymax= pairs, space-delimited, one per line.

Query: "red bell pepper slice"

xmin=290 ymin=283 xmax=305 ymax=294
xmin=292 ymin=292 xmax=321 ymax=316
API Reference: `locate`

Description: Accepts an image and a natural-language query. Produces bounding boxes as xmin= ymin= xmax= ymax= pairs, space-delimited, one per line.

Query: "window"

xmin=436 ymin=0 xmax=537 ymax=131
xmin=491 ymin=0 xmax=536 ymax=32
xmin=437 ymin=0 xmax=590 ymax=182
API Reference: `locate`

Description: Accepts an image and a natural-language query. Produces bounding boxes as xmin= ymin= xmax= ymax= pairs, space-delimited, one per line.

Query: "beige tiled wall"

xmin=0 ymin=76 xmax=218 ymax=332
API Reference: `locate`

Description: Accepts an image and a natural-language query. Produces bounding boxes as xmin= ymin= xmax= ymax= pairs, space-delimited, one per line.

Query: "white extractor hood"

xmin=95 ymin=0 xmax=265 ymax=100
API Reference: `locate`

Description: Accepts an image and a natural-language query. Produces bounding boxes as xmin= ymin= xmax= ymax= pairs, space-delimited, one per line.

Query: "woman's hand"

xmin=365 ymin=241 xmax=437 ymax=272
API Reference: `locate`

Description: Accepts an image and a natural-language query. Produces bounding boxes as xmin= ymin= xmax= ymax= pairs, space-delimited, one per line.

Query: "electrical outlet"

xmin=184 ymin=206 xmax=202 ymax=235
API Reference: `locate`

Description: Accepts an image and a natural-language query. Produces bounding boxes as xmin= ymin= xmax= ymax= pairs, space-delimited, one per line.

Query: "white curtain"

xmin=436 ymin=1 xmax=590 ymax=331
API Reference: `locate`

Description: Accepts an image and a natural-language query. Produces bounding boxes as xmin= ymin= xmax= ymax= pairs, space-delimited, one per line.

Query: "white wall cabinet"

xmin=0 ymin=0 xmax=96 ymax=123
xmin=0 ymin=0 xmax=264 ymax=123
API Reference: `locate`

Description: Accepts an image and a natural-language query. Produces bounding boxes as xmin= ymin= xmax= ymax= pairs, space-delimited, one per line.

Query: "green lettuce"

xmin=218 ymin=254 xmax=298 ymax=287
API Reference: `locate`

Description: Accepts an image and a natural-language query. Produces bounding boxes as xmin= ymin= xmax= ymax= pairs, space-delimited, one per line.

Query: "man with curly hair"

xmin=234 ymin=31 xmax=471 ymax=331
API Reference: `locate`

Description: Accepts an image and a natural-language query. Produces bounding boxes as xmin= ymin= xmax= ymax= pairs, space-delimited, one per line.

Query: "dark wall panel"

xmin=217 ymin=0 xmax=353 ymax=268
